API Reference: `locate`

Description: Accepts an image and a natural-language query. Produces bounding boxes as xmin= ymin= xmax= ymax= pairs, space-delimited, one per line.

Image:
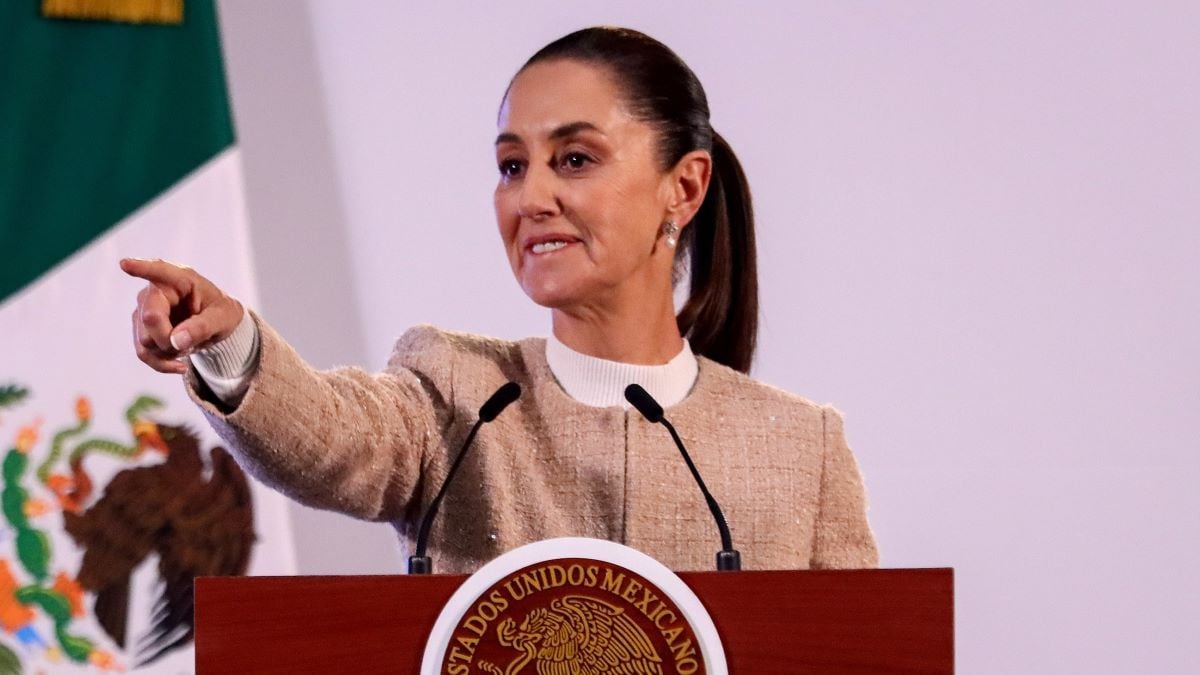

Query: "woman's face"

xmin=494 ymin=59 xmax=675 ymax=311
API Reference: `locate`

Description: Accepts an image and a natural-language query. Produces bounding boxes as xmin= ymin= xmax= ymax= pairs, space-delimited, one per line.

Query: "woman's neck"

xmin=551 ymin=298 xmax=683 ymax=365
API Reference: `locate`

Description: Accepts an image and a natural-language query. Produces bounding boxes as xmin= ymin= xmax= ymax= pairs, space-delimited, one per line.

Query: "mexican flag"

xmin=0 ymin=1 xmax=295 ymax=672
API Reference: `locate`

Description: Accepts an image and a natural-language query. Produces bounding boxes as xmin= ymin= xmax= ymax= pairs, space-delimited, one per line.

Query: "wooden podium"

xmin=196 ymin=568 xmax=953 ymax=673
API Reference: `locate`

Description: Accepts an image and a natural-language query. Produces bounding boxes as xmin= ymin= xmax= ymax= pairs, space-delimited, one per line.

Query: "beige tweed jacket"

xmin=187 ymin=315 xmax=879 ymax=573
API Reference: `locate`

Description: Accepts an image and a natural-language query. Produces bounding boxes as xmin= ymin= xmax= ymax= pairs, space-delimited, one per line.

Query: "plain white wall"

xmin=217 ymin=3 xmax=405 ymax=574
xmin=219 ymin=2 xmax=1199 ymax=672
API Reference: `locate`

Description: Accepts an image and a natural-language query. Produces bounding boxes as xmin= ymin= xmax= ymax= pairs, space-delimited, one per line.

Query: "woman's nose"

xmin=517 ymin=164 xmax=559 ymax=220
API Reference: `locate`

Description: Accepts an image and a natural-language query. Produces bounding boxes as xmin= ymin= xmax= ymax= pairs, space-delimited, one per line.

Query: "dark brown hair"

xmin=519 ymin=27 xmax=759 ymax=373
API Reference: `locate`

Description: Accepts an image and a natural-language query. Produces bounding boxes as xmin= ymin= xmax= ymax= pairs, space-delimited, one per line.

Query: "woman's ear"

xmin=667 ymin=150 xmax=712 ymax=229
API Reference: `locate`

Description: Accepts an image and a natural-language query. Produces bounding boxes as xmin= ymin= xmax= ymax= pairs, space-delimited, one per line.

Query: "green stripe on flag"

xmin=0 ymin=0 xmax=235 ymax=302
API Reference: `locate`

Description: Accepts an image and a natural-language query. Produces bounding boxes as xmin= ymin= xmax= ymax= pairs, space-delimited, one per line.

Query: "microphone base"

xmin=716 ymin=550 xmax=741 ymax=571
xmin=408 ymin=556 xmax=432 ymax=575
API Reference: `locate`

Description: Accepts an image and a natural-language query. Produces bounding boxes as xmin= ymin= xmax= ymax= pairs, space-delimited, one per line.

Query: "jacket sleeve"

xmin=810 ymin=405 xmax=879 ymax=569
xmin=184 ymin=312 xmax=455 ymax=522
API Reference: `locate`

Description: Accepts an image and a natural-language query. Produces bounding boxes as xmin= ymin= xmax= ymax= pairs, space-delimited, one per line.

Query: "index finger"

xmin=120 ymin=258 xmax=195 ymax=298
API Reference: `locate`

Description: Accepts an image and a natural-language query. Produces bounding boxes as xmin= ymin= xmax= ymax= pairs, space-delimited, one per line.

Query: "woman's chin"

xmin=519 ymin=276 xmax=585 ymax=309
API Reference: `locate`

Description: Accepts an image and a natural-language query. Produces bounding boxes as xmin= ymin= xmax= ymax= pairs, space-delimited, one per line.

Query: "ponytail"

xmin=676 ymin=132 xmax=758 ymax=373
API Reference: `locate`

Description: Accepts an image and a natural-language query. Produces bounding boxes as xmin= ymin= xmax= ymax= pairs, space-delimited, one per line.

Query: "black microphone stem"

xmin=660 ymin=418 xmax=735 ymax=555
xmin=409 ymin=418 xmax=483 ymax=572
xmin=409 ymin=382 xmax=521 ymax=575
xmin=624 ymin=384 xmax=741 ymax=571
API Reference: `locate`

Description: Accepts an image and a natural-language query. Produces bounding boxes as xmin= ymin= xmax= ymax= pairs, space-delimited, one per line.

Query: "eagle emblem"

xmin=0 ymin=388 xmax=255 ymax=671
xmin=478 ymin=595 xmax=664 ymax=675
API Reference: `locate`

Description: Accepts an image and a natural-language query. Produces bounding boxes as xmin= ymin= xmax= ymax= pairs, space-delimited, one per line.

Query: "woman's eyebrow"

xmin=548 ymin=121 xmax=602 ymax=140
xmin=494 ymin=121 xmax=603 ymax=146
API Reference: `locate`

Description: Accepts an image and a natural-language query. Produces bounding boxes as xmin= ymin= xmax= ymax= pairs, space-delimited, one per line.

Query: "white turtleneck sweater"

xmin=192 ymin=310 xmax=699 ymax=408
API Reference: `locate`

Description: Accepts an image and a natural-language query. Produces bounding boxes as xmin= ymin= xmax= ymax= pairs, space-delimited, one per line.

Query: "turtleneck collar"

xmin=544 ymin=333 xmax=699 ymax=409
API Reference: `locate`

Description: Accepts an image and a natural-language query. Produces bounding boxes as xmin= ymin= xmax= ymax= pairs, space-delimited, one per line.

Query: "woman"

xmin=122 ymin=27 xmax=877 ymax=573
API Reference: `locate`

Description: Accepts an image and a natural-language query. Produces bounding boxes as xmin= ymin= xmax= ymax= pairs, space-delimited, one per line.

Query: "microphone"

xmin=408 ymin=382 xmax=521 ymax=574
xmin=624 ymin=384 xmax=742 ymax=571
xmin=478 ymin=381 xmax=521 ymax=422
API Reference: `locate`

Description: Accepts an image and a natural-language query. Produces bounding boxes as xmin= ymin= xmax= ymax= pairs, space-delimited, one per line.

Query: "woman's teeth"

xmin=531 ymin=241 xmax=569 ymax=254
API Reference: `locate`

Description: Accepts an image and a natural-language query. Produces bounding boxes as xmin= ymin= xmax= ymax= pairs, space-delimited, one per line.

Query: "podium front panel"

xmin=196 ymin=568 xmax=952 ymax=673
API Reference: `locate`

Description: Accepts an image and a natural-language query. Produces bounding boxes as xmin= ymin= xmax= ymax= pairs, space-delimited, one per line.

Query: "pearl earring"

xmin=663 ymin=220 xmax=679 ymax=248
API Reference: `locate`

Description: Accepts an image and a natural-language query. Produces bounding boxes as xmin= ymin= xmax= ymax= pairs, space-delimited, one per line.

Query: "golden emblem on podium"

xmin=422 ymin=538 xmax=726 ymax=675
xmin=478 ymin=595 xmax=662 ymax=675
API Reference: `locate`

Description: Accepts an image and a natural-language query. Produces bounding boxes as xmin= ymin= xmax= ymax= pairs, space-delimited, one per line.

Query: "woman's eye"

xmin=559 ymin=152 xmax=593 ymax=171
xmin=498 ymin=159 xmax=524 ymax=178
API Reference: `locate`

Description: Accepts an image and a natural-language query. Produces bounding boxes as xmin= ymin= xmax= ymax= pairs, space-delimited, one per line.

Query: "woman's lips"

xmin=525 ymin=238 xmax=580 ymax=256
xmin=530 ymin=241 xmax=569 ymax=255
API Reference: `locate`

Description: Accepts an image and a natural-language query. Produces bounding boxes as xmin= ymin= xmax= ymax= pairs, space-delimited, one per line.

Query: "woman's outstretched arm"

xmin=186 ymin=316 xmax=454 ymax=522
xmin=123 ymin=258 xmax=450 ymax=521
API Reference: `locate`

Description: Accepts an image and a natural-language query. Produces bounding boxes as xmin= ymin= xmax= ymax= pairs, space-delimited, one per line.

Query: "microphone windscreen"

xmin=624 ymin=384 xmax=664 ymax=423
xmin=479 ymin=382 xmax=522 ymax=422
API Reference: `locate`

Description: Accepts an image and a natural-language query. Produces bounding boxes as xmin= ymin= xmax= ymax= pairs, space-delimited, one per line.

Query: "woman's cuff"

xmin=189 ymin=306 xmax=260 ymax=403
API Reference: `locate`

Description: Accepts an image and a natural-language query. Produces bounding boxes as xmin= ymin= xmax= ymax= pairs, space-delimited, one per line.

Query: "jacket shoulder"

xmin=391 ymin=324 xmax=521 ymax=362
xmin=697 ymin=356 xmax=829 ymax=419
xmin=387 ymin=325 xmax=526 ymax=401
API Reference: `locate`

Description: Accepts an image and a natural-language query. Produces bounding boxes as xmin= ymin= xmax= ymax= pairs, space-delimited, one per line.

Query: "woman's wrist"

xmin=190 ymin=306 xmax=260 ymax=401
